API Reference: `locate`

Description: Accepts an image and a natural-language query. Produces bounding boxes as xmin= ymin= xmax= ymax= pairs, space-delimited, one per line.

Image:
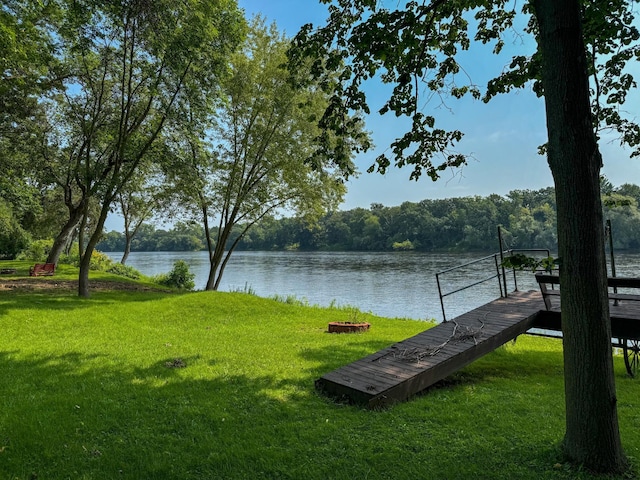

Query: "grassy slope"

xmin=0 ymin=268 xmax=639 ymax=479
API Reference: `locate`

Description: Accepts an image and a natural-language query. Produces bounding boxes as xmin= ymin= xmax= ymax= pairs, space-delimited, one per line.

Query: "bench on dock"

xmin=535 ymin=273 xmax=640 ymax=311
xmin=534 ymin=273 xmax=560 ymax=311
xmin=534 ymin=272 xmax=640 ymax=377
xmin=29 ymin=263 xmax=56 ymax=276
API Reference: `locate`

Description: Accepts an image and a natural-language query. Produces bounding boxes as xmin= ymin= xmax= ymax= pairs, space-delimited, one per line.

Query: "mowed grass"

xmin=1 ymin=273 xmax=639 ymax=479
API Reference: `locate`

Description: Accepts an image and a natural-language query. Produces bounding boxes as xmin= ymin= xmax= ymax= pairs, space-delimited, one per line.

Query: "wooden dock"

xmin=317 ymin=279 xmax=640 ymax=408
xmin=316 ymin=290 xmax=545 ymax=408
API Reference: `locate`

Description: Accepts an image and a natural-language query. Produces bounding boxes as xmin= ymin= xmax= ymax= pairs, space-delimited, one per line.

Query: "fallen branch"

xmin=374 ymin=316 xmax=486 ymax=364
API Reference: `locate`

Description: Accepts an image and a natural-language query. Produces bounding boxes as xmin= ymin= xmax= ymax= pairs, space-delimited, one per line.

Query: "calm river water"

xmin=106 ymin=250 xmax=640 ymax=322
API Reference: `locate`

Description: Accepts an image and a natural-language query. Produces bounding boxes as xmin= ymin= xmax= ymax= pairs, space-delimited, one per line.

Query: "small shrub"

xmin=350 ymin=307 xmax=361 ymax=322
xmin=392 ymin=239 xmax=415 ymax=251
xmin=16 ymin=239 xmax=53 ymax=262
xmin=271 ymin=294 xmax=307 ymax=306
xmin=58 ymin=251 xmax=77 ymax=266
xmin=106 ymin=262 xmax=141 ymax=279
xmin=88 ymin=250 xmax=114 ymax=271
xmin=155 ymin=260 xmax=195 ymax=291
xmin=230 ymin=282 xmax=257 ymax=295
xmin=56 ymin=245 xmax=81 ymax=266
xmin=60 ymin=247 xmax=113 ymax=271
xmin=58 ymin=246 xmax=141 ymax=279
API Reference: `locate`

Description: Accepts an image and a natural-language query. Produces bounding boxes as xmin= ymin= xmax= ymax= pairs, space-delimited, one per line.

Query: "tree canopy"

xmin=18 ymin=0 xmax=247 ymax=296
xmin=97 ymin=183 xmax=640 ymax=255
xmin=165 ymin=18 xmax=369 ymax=290
xmin=290 ymin=0 xmax=639 ymax=178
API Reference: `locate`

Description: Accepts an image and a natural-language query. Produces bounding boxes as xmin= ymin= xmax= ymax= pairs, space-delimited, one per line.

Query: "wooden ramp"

xmin=316 ymin=290 xmax=544 ymax=408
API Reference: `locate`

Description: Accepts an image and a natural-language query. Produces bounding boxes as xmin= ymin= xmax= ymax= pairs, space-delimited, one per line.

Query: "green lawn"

xmin=0 ymin=265 xmax=638 ymax=479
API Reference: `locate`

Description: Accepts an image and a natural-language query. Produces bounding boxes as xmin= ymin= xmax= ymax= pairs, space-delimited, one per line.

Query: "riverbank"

xmin=0 ymin=274 xmax=638 ymax=479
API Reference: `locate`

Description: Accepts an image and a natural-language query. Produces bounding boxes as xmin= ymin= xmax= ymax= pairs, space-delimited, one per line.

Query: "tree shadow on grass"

xmin=0 ymin=345 xmax=629 ymax=480
xmin=302 ymin=338 xmax=402 ymax=373
xmin=0 ymin=290 xmax=180 ymax=319
xmin=0 ymin=349 xmax=321 ymax=479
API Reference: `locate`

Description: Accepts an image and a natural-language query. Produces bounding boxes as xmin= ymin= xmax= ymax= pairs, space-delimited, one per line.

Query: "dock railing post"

xmin=498 ymin=226 xmax=508 ymax=297
xmin=436 ymin=272 xmax=447 ymax=322
xmin=494 ymin=254 xmax=504 ymax=298
xmin=607 ymin=219 xmax=618 ymax=306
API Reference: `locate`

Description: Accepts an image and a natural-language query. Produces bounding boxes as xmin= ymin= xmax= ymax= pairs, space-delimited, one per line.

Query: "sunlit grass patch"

xmin=0 ymin=283 xmax=638 ymax=479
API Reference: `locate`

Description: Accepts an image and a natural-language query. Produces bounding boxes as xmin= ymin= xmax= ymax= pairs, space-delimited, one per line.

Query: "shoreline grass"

xmin=1 ymin=264 xmax=638 ymax=479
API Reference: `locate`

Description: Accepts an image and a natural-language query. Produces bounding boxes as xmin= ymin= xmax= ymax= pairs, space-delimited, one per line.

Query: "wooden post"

xmin=497 ymin=226 xmax=508 ymax=297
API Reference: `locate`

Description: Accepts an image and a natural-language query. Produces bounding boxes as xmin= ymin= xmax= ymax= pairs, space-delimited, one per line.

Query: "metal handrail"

xmin=436 ymin=252 xmax=502 ymax=322
xmin=436 ymin=248 xmax=551 ymax=322
xmin=435 ymin=221 xmax=616 ymax=325
xmin=439 ymin=273 xmax=502 ymax=298
xmin=435 ymin=252 xmax=502 ymax=276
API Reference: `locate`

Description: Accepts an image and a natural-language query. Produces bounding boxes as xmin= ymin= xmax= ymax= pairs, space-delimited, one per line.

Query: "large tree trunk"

xmin=201 ymin=201 xmax=219 ymax=291
xmin=46 ymin=204 xmax=84 ymax=265
xmin=120 ymin=205 xmax=134 ymax=264
xmin=533 ymin=0 xmax=626 ymax=473
xmin=121 ymin=216 xmax=146 ymax=264
xmin=206 ymin=228 xmax=229 ymax=291
xmin=206 ymin=249 xmax=222 ymax=291
xmin=78 ymin=202 xmax=110 ymax=298
xmin=120 ymin=232 xmax=133 ymax=265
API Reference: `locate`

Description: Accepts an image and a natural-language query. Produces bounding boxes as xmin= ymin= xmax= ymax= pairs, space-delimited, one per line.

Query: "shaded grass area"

xmin=0 ymin=278 xmax=639 ymax=479
xmin=0 ymin=259 xmax=171 ymax=291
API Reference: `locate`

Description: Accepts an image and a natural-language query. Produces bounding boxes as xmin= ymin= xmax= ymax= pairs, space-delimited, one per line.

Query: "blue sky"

xmin=237 ymin=0 xmax=640 ymax=209
xmin=100 ymin=1 xmax=639 ymax=231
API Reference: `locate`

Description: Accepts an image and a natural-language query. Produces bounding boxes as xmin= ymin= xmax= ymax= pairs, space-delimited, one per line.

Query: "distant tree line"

xmin=97 ymin=183 xmax=640 ymax=254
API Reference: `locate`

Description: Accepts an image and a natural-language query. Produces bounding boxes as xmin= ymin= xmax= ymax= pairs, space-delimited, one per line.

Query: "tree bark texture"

xmin=78 ymin=199 xmax=112 ymax=298
xmin=533 ymin=0 xmax=626 ymax=472
xmin=46 ymin=202 xmax=85 ymax=265
xmin=120 ymin=233 xmax=133 ymax=265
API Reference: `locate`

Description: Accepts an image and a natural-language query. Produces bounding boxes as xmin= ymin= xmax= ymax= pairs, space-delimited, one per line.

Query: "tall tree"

xmin=36 ymin=0 xmax=246 ymax=297
xmin=116 ymin=158 xmax=174 ymax=264
xmin=292 ymin=0 xmax=639 ymax=473
xmin=168 ymin=18 xmax=368 ymax=290
xmin=533 ymin=0 xmax=624 ymax=469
